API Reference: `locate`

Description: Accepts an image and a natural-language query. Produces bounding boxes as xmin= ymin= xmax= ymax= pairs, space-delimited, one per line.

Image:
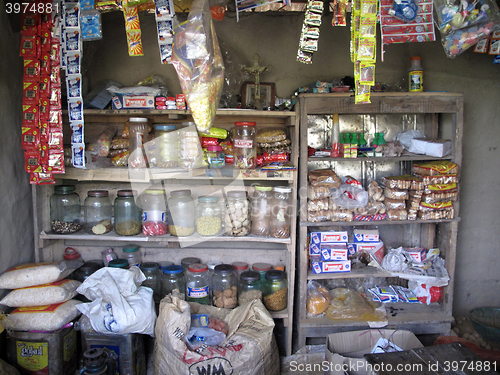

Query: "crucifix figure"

xmin=242 ymin=54 xmax=268 ymax=109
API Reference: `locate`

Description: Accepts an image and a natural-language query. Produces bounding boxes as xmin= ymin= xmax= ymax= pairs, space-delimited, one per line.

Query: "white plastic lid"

xmin=129 ymin=117 xmax=148 ymax=122
xmin=274 ymin=186 xmax=292 ymax=193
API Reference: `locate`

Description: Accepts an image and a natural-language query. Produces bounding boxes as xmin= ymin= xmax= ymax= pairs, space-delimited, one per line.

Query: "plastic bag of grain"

xmin=4 ymin=299 xmax=81 ymax=331
xmin=0 ymin=279 xmax=81 ymax=307
xmin=0 ymin=261 xmax=82 ymax=289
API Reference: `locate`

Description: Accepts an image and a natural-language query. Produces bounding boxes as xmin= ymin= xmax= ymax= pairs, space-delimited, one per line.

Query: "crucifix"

xmin=241 ymin=54 xmax=268 ymax=109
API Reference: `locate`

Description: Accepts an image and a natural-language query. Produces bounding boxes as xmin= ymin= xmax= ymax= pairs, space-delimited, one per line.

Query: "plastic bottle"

xmin=331 ymin=114 xmax=341 ymax=157
xmin=409 ymin=56 xmax=423 ymax=92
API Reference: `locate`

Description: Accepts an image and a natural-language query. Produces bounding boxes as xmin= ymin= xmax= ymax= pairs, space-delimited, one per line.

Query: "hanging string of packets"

xmin=154 ymin=0 xmax=175 ymax=64
xmin=297 ymin=0 xmax=324 ymax=64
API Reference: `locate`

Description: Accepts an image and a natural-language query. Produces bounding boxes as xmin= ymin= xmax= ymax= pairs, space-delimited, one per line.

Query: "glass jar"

xmin=141 ymin=189 xmax=168 ymax=236
xmin=270 ymin=186 xmax=292 ymax=239
xmin=181 ymin=257 xmax=202 ymax=272
xmin=101 ymin=248 xmax=118 ymax=266
xmin=262 ymin=270 xmax=287 ymax=311
xmin=73 ymin=261 xmax=102 ymax=283
xmin=179 ymin=124 xmax=201 ymax=169
xmin=232 ymin=121 xmax=256 ymax=169
xmin=128 ymin=117 xmax=149 ymax=168
xmin=225 ymin=191 xmax=250 ymax=236
xmin=140 ymin=262 xmax=161 ymax=303
xmin=108 ymin=259 xmax=129 ymax=269
xmin=207 ymin=261 xmax=222 ymax=279
xmin=162 ymin=265 xmax=186 ymax=300
xmin=250 ymin=186 xmax=272 ymax=237
xmin=211 ymin=264 xmax=237 ymax=308
xmin=155 ymin=124 xmax=179 ymax=168
xmin=122 ymin=245 xmax=141 ymax=267
xmin=50 ymin=185 xmax=82 ymax=234
xmin=186 ymin=263 xmax=210 ymax=305
xmin=168 ymin=189 xmax=195 ymax=237
xmin=84 ymin=190 xmax=112 ymax=235
xmin=196 ymin=196 xmax=222 ymax=236
xmin=114 ymin=190 xmax=142 ymax=236
xmin=206 ymin=146 xmax=225 ymax=169
xmin=252 ymin=262 xmax=273 ymax=281
xmin=238 ymin=271 xmax=262 ymax=306
xmin=232 ymin=262 xmax=248 ymax=278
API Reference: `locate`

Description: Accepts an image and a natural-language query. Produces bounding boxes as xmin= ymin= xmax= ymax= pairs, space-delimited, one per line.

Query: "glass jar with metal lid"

xmin=196 ymin=196 xmax=222 ymax=236
xmin=50 ymin=185 xmax=82 ymax=234
xmin=262 ymin=270 xmax=287 ymax=311
xmin=128 ymin=117 xmax=149 ymax=168
xmin=224 ymin=190 xmax=250 ymax=236
xmin=186 ymin=263 xmax=210 ymax=305
xmin=232 ymin=262 xmax=249 ymax=278
xmin=108 ymin=259 xmax=129 ymax=269
xmin=84 ymin=190 xmax=112 ymax=235
xmin=140 ymin=262 xmax=161 ymax=303
xmin=238 ymin=270 xmax=262 ymax=306
xmin=250 ymin=185 xmax=272 ymax=237
xmin=162 ymin=265 xmax=186 ymax=300
xmin=141 ymin=189 xmax=168 ymax=236
xmin=168 ymin=189 xmax=195 ymax=237
xmin=232 ymin=121 xmax=256 ymax=169
xmin=211 ymin=264 xmax=237 ymax=309
xmin=114 ymin=190 xmax=141 ymax=236
xmin=155 ymin=124 xmax=179 ymax=168
xmin=270 ymin=186 xmax=292 ymax=239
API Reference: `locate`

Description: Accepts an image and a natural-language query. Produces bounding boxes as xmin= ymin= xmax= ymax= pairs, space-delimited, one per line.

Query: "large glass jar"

xmin=141 ymin=189 xmax=168 ymax=236
xmin=84 ymin=190 xmax=112 ymax=235
xmin=238 ymin=270 xmax=262 ymax=306
xmin=162 ymin=265 xmax=186 ymax=300
xmin=181 ymin=257 xmax=202 ymax=272
xmin=232 ymin=262 xmax=248 ymax=278
xmin=168 ymin=189 xmax=195 ymax=237
xmin=232 ymin=121 xmax=256 ymax=169
xmin=186 ymin=263 xmax=210 ymax=305
xmin=270 ymin=186 xmax=292 ymax=239
xmin=122 ymin=245 xmax=141 ymax=267
xmin=225 ymin=191 xmax=250 ymax=236
xmin=50 ymin=185 xmax=82 ymax=234
xmin=114 ymin=190 xmax=141 ymax=236
xmin=140 ymin=262 xmax=161 ymax=303
xmin=211 ymin=264 xmax=237 ymax=309
xmin=250 ymin=186 xmax=272 ymax=237
xmin=262 ymin=270 xmax=287 ymax=311
xmin=196 ymin=196 xmax=222 ymax=236
xmin=155 ymin=124 xmax=179 ymax=168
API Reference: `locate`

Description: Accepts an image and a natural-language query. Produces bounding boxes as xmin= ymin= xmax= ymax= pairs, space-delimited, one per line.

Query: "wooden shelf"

xmin=300 ymin=218 xmax=460 ymax=227
xmin=307 ymin=266 xmax=390 ymax=280
xmin=308 ymin=155 xmax=454 ymax=162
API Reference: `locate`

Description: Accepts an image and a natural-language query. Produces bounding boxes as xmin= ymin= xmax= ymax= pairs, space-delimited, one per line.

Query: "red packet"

xmin=20 ymin=35 xmax=37 ymax=57
xmin=21 ymin=14 xmax=39 ymax=34
xmin=39 ymin=141 xmax=50 ymax=165
xmin=23 ymin=59 xmax=40 ymax=82
xmin=40 ymin=29 xmax=51 ymax=52
xmin=40 ymin=58 xmax=51 ymax=75
xmin=48 ymin=131 xmax=64 ymax=151
xmin=30 ymin=172 xmax=56 ymax=185
xmin=39 ymin=75 xmax=51 ymax=99
xmin=24 ymin=150 xmax=42 ymax=173
xmin=49 ymin=108 xmax=62 ymax=129
xmin=22 ymin=126 xmax=40 ymax=151
xmin=40 ymin=120 xmax=50 ymax=143
xmin=39 ymin=97 xmax=50 ymax=120
xmin=49 ymin=87 xmax=62 ymax=107
xmin=22 ymin=104 xmax=39 ymax=126
xmin=22 ymin=82 xmax=39 ymax=105
xmin=44 ymin=151 xmax=65 ymax=174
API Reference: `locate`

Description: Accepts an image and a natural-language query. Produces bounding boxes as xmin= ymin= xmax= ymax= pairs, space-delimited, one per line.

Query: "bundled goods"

xmin=307 ymin=169 xmax=341 ymax=222
xmin=368 ymin=285 xmax=419 ymax=303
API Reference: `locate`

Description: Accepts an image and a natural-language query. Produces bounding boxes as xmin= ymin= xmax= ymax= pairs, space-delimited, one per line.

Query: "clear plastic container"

xmin=108 ymin=259 xmax=129 ymax=269
xmin=232 ymin=121 xmax=257 ymax=169
xmin=252 ymin=262 xmax=273 ymax=281
xmin=114 ymin=189 xmax=142 ymax=236
xmin=155 ymin=124 xmax=179 ymax=168
xmin=225 ymin=190 xmax=251 ymax=236
xmin=250 ymin=185 xmax=272 ymax=237
xmin=262 ymin=270 xmax=287 ymax=311
xmin=84 ymin=190 xmax=112 ymax=235
xmin=186 ymin=263 xmax=210 ymax=305
xmin=270 ymin=186 xmax=292 ymax=239
xmin=140 ymin=262 xmax=161 ymax=303
xmin=211 ymin=264 xmax=237 ymax=308
xmin=179 ymin=124 xmax=201 ymax=169
xmin=50 ymin=185 xmax=82 ymax=234
xmin=232 ymin=261 xmax=249 ymax=278
xmin=122 ymin=245 xmax=141 ymax=267
xmin=206 ymin=145 xmax=225 ymax=168
xmin=196 ymin=196 xmax=222 ymax=236
xmin=141 ymin=189 xmax=168 ymax=236
xmin=128 ymin=117 xmax=149 ymax=168
xmin=101 ymin=248 xmax=118 ymax=266
xmin=181 ymin=257 xmax=202 ymax=272
xmin=238 ymin=270 xmax=262 ymax=306
xmin=162 ymin=265 xmax=186 ymax=300
xmin=168 ymin=189 xmax=195 ymax=237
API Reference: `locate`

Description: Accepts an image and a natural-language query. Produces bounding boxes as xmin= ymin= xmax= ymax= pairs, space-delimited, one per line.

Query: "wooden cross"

xmin=242 ymin=54 xmax=268 ymax=108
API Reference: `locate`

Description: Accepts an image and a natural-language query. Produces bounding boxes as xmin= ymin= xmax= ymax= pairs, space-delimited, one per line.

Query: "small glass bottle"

xmin=155 ymin=124 xmax=179 ymax=168
xmin=232 ymin=262 xmax=249 ymax=278
xmin=250 ymin=186 xmax=272 ymax=237
xmin=122 ymin=245 xmax=141 ymax=267
xmin=196 ymin=196 xmax=223 ymax=237
xmin=162 ymin=265 xmax=186 ymax=300
xmin=141 ymin=189 xmax=168 ymax=236
xmin=186 ymin=263 xmax=210 ymax=305
xmin=262 ymin=270 xmax=287 ymax=311
xmin=238 ymin=271 xmax=262 ymax=306
xmin=232 ymin=121 xmax=257 ymax=169
xmin=128 ymin=117 xmax=149 ymax=168
xmin=211 ymin=264 xmax=237 ymax=309
xmin=114 ymin=190 xmax=142 ymax=236
xmin=108 ymin=259 xmax=129 ymax=269
xmin=50 ymin=185 xmax=82 ymax=234
xmin=181 ymin=257 xmax=202 ymax=272
xmin=101 ymin=248 xmax=118 ymax=266
xmin=270 ymin=186 xmax=292 ymax=239
xmin=225 ymin=191 xmax=251 ymax=236
xmin=140 ymin=262 xmax=161 ymax=303
xmin=409 ymin=56 xmax=423 ymax=92
xmin=252 ymin=262 xmax=273 ymax=281
xmin=168 ymin=189 xmax=195 ymax=237
xmin=84 ymin=190 xmax=112 ymax=235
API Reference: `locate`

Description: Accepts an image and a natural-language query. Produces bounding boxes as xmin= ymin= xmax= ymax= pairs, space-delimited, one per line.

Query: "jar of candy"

xmin=155 ymin=124 xmax=178 ymax=168
xmin=168 ymin=189 xmax=195 ymax=237
xmin=270 ymin=186 xmax=292 ymax=239
xmin=206 ymin=145 xmax=225 ymax=169
xmin=122 ymin=245 xmax=141 ymax=267
xmin=114 ymin=190 xmax=142 ymax=236
xmin=140 ymin=262 xmax=161 ymax=303
xmin=181 ymin=257 xmax=202 ymax=272
xmin=108 ymin=259 xmax=129 ymax=269
xmin=252 ymin=262 xmax=272 ymax=281
xmin=141 ymin=189 xmax=168 ymax=236
xmin=196 ymin=196 xmax=222 ymax=236
xmin=186 ymin=263 xmax=210 ymax=305
xmin=211 ymin=264 xmax=237 ymax=308
xmin=250 ymin=185 xmax=272 ymax=237
xmin=262 ymin=270 xmax=287 ymax=311
xmin=162 ymin=265 xmax=186 ymax=300
xmin=128 ymin=117 xmax=149 ymax=168
xmin=232 ymin=262 xmax=249 ymax=278
xmin=225 ymin=191 xmax=250 ymax=236
xmin=238 ymin=271 xmax=262 ymax=306
xmin=232 ymin=121 xmax=256 ymax=169
xmin=50 ymin=185 xmax=82 ymax=234
xmin=84 ymin=190 xmax=112 ymax=235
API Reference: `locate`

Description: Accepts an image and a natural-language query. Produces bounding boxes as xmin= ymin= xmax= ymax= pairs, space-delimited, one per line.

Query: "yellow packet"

xmin=357 ymin=36 xmax=376 ymax=62
xmin=355 ymin=82 xmax=371 ymax=104
xmin=360 ymin=14 xmax=377 ymax=38
xmin=359 ymin=62 xmax=375 ymax=85
xmin=361 ymin=0 xmax=377 ymax=15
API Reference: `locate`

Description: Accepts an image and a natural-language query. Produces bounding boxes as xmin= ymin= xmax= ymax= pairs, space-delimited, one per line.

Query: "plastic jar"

xmin=141 ymin=189 xmax=168 ymax=236
xmin=232 ymin=121 xmax=257 ymax=169
xmin=128 ymin=117 xmax=149 ymax=168
xmin=168 ymin=190 xmax=195 ymax=237
xmin=140 ymin=262 xmax=161 ymax=303
xmin=232 ymin=262 xmax=249 ymax=278
xmin=50 ymin=185 xmax=82 ymax=234
xmin=252 ymin=262 xmax=273 ymax=281
xmin=155 ymin=124 xmax=179 ymax=168
xmin=186 ymin=263 xmax=210 ymax=305
xmin=122 ymin=245 xmax=141 ymax=267
xmin=114 ymin=190 xmax=142 ymax=236
xmin=250 ymin=186 xmax=272 ymax=237
xmin=162 ymin=265 xmax=186 ymax=300
xmin=108 ymin=259 xmax=129 ymax=269
xmin=211 ymin=264 xmax=237 ymax=308
xmin=206 ymin=145 xmax=225 ymax=169
xmin=262 ymin=270 xmax=287 ymax=311
xmin=73 ymin=261 xmax=102 ymax=283
xmin=196 ymin=196 xmax=222 ymax=236
xmin=84 ymin=190 xmax=112 ymax=235
xmin=270 ymin=186 xmax=292 ymax=239
xmin=179 ymin=124 xmax=201 ymax=169
xmin=225 ymin=191 xmax=250 ymax=236
xmin=181 ymin=257 xmax=202 ymax=272
xmin=238 ymin=271 xmax=262 ymax=306
xmin=101 ymin=248 xmax=118 ymax=266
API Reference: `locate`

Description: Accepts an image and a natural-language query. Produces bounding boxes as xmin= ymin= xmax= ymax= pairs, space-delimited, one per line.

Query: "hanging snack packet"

xmin=123 ymin=6 xmax=144 ymax=56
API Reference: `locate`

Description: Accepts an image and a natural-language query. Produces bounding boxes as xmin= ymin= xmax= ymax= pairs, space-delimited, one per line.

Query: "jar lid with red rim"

xmin=188 ymin=263 xmax=208 ymax=272
xmin=232 ymin=261 xmax=248 ymax=271
xmin=252 ymin=262 xmax=272 ymax=271
xmin=63 ymin=247 xmax=80 ymax=260
xmin=235 ymin=122 xmax=256 ymax=126
xmin=117 ymin=189 xmax=136 ymax=197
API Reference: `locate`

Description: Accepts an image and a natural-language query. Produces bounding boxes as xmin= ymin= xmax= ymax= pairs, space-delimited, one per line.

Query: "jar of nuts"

xmin=211 ymin=264 xmax=238 ymax=309
xmin=270 ymin=186 xmax=292 ymax=239
xmin=168 ymin=190 xmax=195 ymax=237
xmin=263 ymin=270 xmax=287 ymax=311
xmin=224 ymin=191 xmax=251 ymax=236
xmin=196 ymin=196 xmax=223 ymax=237
xmin=50 ymin=185 xmax=82 ymax=234
xmin=238 ymin=271 xmax=262 ymax=306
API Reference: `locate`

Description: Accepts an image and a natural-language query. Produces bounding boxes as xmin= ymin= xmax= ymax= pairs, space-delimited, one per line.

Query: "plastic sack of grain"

xmin=0 ymin=261 xmax=82 ymax=289
xmin=0 ymin=279 xmax=81 ymax=307
xmin=4 ymin=299 xmax=81 ymax=331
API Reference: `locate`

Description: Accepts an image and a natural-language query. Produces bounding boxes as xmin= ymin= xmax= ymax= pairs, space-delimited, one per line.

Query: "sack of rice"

xmin=0 ymin=279 xmax=81 ymax=307
xmin=4 ymin=299 xmax=81 ymax=331
xmin=0 ymin=262 xmax=79 ymax=289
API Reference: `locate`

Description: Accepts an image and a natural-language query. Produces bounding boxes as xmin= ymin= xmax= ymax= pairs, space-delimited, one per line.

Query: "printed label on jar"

xmin=142 ymin=210 xmax=167 ymax=223
xmin=277 ymin=208 xmax=286 ymax=222
xmin=234 ymin=139 xmax=253 ymax=148
xmin=187 ymin=285 xmax=209 ymax=298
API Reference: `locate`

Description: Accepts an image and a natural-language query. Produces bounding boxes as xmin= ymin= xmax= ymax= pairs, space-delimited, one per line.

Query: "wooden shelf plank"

xmin=307 ymin=266 xmax=390 ymax=280
xmin=308 ymin=155 xmax=454 ymax=162
xmin=300 ymin=218 xmax=460 ymax=227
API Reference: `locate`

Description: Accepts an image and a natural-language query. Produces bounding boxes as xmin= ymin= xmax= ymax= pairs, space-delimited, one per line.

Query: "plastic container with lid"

xmin=262 ymin=270 xmax=287 ymax=311
xmin=140 ymin=262 xmax=161 ymax=303
xmin=252 ymin=262 xmax=273 ymax=281
xmin=128 ymin=117 xmax=149 ymax=168
xmin=63 ymin=247 xmax=81 ymax=262
xmin=73 ymin=261 xmax=102 ymax=283
xmin=181 ymin=257 xmax=202 ymax=272
xmin=211 ymin=264 xmax=237 ymax=308
xmin=270 ymin=186 xmax=292 ymax=239
xmin=155 ymin=124 xmax=179 ymax=168
xmin=225 ymin=190 xmax=250 ymax=236
xmin=232 ymin=121 xmax=257 ymax=169
xmin=196 ymin=196 xmax=222 ymax=236
xmin=250 ymin=185 xmax=272 ymax=237
xmin=122 ymin=245 xmax=141 ymax=267
xmin=207 ymin=261 xmax=222 ymax=279
xmin=205 ymin=145 xmax=225 ymax=169
xmin=141 ymin=189 xmax=168 ymax=236
xmin=101 ymin=248 xmax=118 ymax=266
xmin=168 ymin=189 xmax=195 ymax=237
xmin=232 ymin=261 xmax=249 ymax=278
xmin=186 ymin=263 xmax=210 ymax=305
xmin=162 ymin=265 xmax=186 ymax=300
xmin=238 ymin=270 xmax=262 ymax=306
xmin=108 ymin=259 xmax=129 ymax=269
xmin=114 ymin=189 xmax=142 ymax=236
xmin=50 ymin=185 xmax=82 ymax=234
xmin=84 ymin=190 xmax=112 ymax=235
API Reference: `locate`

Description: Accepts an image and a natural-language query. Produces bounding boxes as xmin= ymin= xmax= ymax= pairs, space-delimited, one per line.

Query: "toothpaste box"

xmin=311 ymin=260 xmax=351 ymax=274
xmin=404 ymin=247 xmax=426 ymax=263
xmin=353 ymin=229 xmax=380 ymax=242
xmin=320 ymin=244 xmax=349 ymax=261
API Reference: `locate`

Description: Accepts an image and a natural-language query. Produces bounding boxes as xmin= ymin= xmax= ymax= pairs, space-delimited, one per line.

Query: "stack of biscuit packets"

xmin=154 ymin=0 xmax=175 ymax=64
xmin=297 ymin=0 xmax=323 ymax=64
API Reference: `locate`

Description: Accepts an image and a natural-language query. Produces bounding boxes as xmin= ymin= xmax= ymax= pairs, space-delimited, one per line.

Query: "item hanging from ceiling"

xmin=235 ymin=0 xmax=290 ymax=21
xmin=154 ymin=0 xmax=175 ymax=64
xmin=297 ymin=0 xmax=324 ymax=64
xmin=123 ymin=5 xmax=144 ymax=56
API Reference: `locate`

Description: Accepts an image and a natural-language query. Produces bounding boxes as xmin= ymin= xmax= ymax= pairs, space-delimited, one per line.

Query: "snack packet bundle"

xmin=297 ymin=0 xmax=324 ymax=64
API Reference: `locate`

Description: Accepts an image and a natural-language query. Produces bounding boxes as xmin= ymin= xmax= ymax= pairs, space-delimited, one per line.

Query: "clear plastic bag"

xmin=306 ymin=280 xmax=331 ymax=316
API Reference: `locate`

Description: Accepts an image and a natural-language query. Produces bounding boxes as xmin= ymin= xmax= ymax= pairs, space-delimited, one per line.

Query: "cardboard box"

xmin=325 ymin=329 xmax=423 ymax=375
xmin=111 ymin=95 xmax=155 ymax=110
xmin=310 ymin=231 xmax=349 ymax=245
xmin=353 ymin=229 xmax=380 ymax=243
xmin=408 ymin=138 xmax=452 ymax=158
xmin=404 ymin=247 xmax=426 ymax=263
xmin=320 ymin=244 xmax=349 ymax=261
xmin=310 ymin=260 xmax=351 ymax=274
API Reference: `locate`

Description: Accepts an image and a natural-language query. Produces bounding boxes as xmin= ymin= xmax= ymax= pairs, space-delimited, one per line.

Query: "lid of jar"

xmin=273 ymin=186 xmax=292 ymax=193
xmin=181 ymin=257 xmax=202 ymax=267
xmin=255 ymin=186 xmax=272 ymax=192
xmin=159 ymin=261 xmax=174 ymax=269
xmin=274 ymin=264 xmax=286 ymax=271
xmin=79 ymin=261 xmax=101 ymax=273
xmin=214 ymin=264 xmax=234 ymax=275
xmin=265 ymin=270 xmax=286 ymax=280
xmin=129 ymin=117 xmax=148 ymax=122
xmin=54 ymin=185 xmax=76 ymax=193
xmin=117 ymin=189 xmax=136 ymax=197
xmin=144 ymin=189 xmax=165 ymax=195
xmin=155 ymin=124 xmax=176 ymax=131
xmin=207 ymin=261 xmax=222 ymax=270
xmin=206 ymin=145 xmax=223 ymax=152
xmin=235 ymin=121 xmax=256 ymax=126
xmin=123 ymin=245 xmax=139 ymax=253
xmin=232 ymin=261 xmax=248 ymax=271
xmin=163 ymin=264 xmax=184 ymax=274
xmin=410 ymin=56 xmax=421 ymax=61
xmin=140 ymin=262 xmax=160 ymax=272
xmin=108 ymin=259 xmax=129 ymax=268
xmin=170 ymin=189 xmax=192 ymax=197
xmin=226 ymin=190 xmax=247 ymax=198
xmin=87 ymin=190 xmax=109 ymax=197
xmin=252 ymin=263 xmax=272 ymax=272
xmin=198 ymin=196 xmax=219 ymax=203
xmin=188 ymin=263 xmax=208 ymax=273
xmin=240 ymin=270 xmax=260 ymax=282
xmin=63 ymin=247 xmax=80 ymax=260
